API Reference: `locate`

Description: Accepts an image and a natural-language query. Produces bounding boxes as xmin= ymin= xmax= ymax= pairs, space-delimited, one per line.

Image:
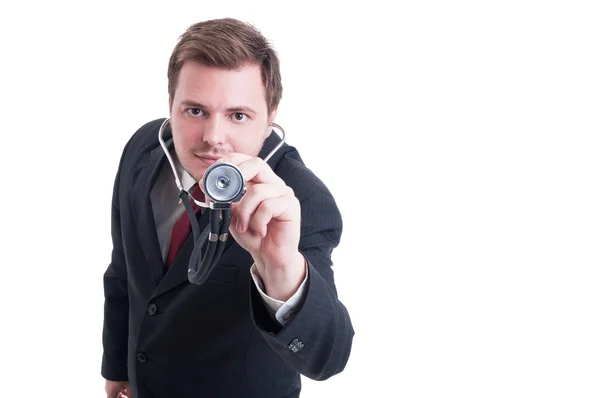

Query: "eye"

xmin=231 ymin=113 xmax=248 ymax=122
xmin=186 ymin=108 xmax=205 ymax=117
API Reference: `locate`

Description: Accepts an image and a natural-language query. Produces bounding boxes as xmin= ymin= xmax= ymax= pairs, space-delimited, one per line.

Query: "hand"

xmin=202 ymin=153 xmax=306 ymax=301
xmin=105 ymin=380 xmax=130 ymax=398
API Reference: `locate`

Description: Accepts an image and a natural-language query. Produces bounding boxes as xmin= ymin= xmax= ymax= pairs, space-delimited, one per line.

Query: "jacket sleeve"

xmin=101 ymin=144 xmax=131 ymax=382
xmin=250 ymin=192 xmax=354 ymax=381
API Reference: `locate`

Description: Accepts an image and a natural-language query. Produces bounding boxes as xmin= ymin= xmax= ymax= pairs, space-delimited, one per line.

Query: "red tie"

xmin=166 ymin=184 xmax=205 ymax=268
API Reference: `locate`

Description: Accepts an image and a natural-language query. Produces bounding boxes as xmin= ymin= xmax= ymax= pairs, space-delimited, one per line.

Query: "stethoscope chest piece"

xmin=202 ymin=162 xmax=246 ymax=207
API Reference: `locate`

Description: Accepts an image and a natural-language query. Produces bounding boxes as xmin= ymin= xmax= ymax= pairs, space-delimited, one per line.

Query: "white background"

xmin=0 ymin=1 xmax=599 ymax=397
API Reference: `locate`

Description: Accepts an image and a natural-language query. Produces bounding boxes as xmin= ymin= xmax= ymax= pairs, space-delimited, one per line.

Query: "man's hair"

xmin=168 ymin=18 xmax=282 ymax=114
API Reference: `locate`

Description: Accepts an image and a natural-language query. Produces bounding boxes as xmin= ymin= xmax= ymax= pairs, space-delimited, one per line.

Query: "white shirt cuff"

xmin=250 ymin=261 xmax=308 ymax=326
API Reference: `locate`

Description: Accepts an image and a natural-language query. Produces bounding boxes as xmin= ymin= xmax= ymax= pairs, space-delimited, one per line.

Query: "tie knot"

xmin=190 ymin=183 xmax=202 ymax=197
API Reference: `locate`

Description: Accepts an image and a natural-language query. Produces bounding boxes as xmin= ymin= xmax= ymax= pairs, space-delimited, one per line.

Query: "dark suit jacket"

xmin=101 ymin=118 xmax=354 ymax=397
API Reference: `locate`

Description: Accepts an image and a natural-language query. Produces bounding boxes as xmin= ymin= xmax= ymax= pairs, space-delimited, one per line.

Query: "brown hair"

xmin=167 ymin=18 xmax=282 ymax=114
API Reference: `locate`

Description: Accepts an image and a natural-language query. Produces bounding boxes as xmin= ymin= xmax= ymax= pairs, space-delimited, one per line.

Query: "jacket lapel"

xmin=131 ymin=141 xmax=171 ymax=288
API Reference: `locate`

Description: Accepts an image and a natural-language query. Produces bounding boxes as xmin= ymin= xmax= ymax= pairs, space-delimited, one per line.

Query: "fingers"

xmin=250 ymin=197 xmax=298 ymax=238
xmin=234 ymin=184 xmax=295 ymax=233
xmin=105 ymin=382 xmax=118 ymax=398
xmin=106 ymin=388 xmax=119 ymax=398
xmin=217 ymin=154 xmax=284 ymax=185
xmin=105 ymin=381 xmax=129 ymax=398
xmin=234 ymin=183 xmax=290 ymax=228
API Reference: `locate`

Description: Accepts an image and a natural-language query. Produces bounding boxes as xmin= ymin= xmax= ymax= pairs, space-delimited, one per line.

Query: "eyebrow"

xmin=180 ymin=100 xmax=257 ymax=115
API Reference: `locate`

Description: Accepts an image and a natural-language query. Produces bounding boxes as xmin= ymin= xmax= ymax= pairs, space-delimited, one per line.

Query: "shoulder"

xmin=274 ymin=145 xmax=343 ymax=241
xmin=273 ymin=145 xmax=335 ymax=203
xmin=121 ymin=118 xmax=168 ymax=159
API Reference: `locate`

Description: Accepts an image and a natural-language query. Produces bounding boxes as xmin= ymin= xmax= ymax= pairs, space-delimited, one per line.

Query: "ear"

xmin=268 ymin=106 xmax=278 ymax=124
xmin=264 ymin=106 xmax=279 ymax=138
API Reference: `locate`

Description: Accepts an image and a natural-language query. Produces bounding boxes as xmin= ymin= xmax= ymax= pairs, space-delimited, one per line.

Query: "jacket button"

xmin=148 ymin=303 xmax=157 ymax=315
xmin=136 ymin=353 xmax=147 ymax=363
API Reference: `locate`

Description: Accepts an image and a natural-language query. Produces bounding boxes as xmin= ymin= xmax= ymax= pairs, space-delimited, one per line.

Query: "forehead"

xmin=174 ymin=61 xmax=267 ymax=109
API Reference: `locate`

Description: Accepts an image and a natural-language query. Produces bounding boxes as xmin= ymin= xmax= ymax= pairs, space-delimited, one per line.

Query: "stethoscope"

xmin=157 ymin=118 xmax=286 ymax=285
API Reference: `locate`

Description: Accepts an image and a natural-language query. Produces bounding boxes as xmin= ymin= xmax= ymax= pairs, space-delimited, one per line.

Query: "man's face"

xmin=169 ymin=60 xmax=276 ymax=181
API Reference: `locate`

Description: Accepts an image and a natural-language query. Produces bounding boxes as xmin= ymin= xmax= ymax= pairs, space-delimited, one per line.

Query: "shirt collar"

xmin=173 ymin=150 xmax=197 ymax=192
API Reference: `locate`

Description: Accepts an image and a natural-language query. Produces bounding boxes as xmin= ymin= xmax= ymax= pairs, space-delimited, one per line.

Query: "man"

xmin=102 ymin=17 xmax=354 ymax=398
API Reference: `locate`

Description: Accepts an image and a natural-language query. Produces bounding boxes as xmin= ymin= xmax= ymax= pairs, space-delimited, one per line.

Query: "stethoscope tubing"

xmin=157 ymin=118 xmax=286 ymax=285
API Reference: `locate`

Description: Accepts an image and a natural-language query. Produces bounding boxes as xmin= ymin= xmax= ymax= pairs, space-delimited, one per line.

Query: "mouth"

xmin=195 ymin=154 xmax=221 ymax=166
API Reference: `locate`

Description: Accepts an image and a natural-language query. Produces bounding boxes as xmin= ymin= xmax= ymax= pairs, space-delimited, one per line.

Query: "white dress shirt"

xmin=150 ymin=151 xmax=307 ymax=326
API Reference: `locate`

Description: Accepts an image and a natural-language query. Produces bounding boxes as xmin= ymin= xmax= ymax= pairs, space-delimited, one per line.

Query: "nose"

xmin=202 ymin=116 xmax=227 ymax=147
